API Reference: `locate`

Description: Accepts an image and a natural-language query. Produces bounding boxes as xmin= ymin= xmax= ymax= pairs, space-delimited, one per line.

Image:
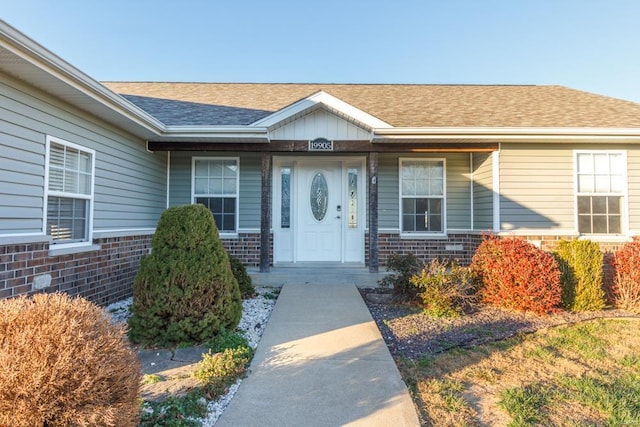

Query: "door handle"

xmin=336 ymin=216 xmax=341 ymax=219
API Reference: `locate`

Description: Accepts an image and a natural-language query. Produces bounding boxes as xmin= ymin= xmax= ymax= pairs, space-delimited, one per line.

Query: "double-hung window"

xmin=193 ymin=158 xmax=239 ymax=233
xmin=400 ymin=159 xmax=445 ymax=234
xmin=45 ymin=137 xmax=94 ymax=245
xmin=575 ymin=151 xmax=626 ymax=235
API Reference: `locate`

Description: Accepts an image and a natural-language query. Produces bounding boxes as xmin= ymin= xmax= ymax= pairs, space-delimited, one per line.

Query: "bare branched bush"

xmin=0 ymin=293 xmax=142 ymax=427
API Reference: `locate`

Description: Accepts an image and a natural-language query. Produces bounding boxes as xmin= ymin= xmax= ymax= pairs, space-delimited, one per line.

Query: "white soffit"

xmin=371 ymin=127 xmax=640 ymax=143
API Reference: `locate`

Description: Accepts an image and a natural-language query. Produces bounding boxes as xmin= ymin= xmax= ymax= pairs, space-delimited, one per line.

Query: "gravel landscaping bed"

xmin=105 ymin=286 xmax=278 ymax=426
xmin=359 ymin=288 xmax=638 ymax=360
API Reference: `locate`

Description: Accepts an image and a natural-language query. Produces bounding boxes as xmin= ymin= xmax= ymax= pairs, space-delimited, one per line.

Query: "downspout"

xmin=166 ymin=151 xmax=171 ymax=209
xmin=469 ymin=152 xmax=474 ymax=230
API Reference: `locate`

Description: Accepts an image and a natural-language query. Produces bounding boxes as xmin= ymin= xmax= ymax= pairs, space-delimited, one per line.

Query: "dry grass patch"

xmin=399 ymin=318 xmax=640 ymax=426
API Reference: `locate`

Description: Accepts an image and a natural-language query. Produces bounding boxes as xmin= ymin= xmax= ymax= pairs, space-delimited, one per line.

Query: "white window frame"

xmin=573 ymin=150 xmax=628 ymax=236
xmin=43 ymin=136 xmax=95 ymax=248
xmin=191 ymin=157 xmax=240 ymax=236
xmin=399 ymin=157 xmax=447 ymax=237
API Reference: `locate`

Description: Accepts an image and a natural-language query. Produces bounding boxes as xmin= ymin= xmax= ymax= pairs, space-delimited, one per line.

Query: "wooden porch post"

xmin=368 ymin=152 xmax=379 ymax=273
xmin=260 ymin=152 xmax=272 ymax=272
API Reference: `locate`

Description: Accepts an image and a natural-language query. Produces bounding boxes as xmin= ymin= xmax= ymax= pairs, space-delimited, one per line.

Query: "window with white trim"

xmin=193 ymin=158 xmax=239 ymax=232
xmin=575 ymin=151 xmax=625 ymax=234
xmin=400 ymin=159 xmax=445 ymax=234
xmin=45 ymin=137 xmax=94 ymax=245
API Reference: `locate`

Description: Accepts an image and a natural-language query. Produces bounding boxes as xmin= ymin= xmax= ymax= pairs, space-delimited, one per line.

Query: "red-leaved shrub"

xmin=612 ymin=239 xmax=640 ymax=313
xmin=470 ymin=235 xmax=562 ymax=315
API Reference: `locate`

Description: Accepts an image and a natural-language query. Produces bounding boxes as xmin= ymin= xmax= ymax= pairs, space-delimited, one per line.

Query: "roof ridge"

xmin=101 ymin=81 xmax=544 ymax=87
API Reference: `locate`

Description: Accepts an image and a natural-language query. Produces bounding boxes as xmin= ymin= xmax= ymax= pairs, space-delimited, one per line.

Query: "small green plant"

xmin=379 ymin=253 xmax=422 ymax=301
xmin=410 ymin=258 xmax=475 ymax=318
xmin=500 ymin=384 xmax=551 ymax=426
xmin=229 ymin=255 xmax=256 ymax=299
xmin=142 ymin=374 xmax=162 ymax=385
xmin=139 ymin=390 xmax=208 ymax=427
xmin=193 ymin=346 xmax=253 ymax=397
xmin=206 ymin=329 xmax=250 ymax=354
xmin=430 ymin=379 xmax=468 ymax=412
xmin=554 ymin=239 xmax=605 ymax=311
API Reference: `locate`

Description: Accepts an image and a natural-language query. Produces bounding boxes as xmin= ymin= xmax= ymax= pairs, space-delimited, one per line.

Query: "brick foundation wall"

xmin=367 ymin=233 xmax=484 ymax=267
xmin=366 ymin=233 xmax=629 ymax=268
xmin=221 ymin=232 xmax=272 ymax=267
xmin=0 ymin=235 xmax=152 ymax=306
xmin=516 ymin=235 xmax=628 ymax=253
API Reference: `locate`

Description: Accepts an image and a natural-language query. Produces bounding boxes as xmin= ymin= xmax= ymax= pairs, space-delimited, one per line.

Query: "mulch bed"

xmin=359 ymin=288 xmax=638 ymax=360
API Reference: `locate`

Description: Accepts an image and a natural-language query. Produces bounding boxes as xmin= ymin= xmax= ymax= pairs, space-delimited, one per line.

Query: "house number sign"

xmin=309 ymin=137 xmax=333 ymax=151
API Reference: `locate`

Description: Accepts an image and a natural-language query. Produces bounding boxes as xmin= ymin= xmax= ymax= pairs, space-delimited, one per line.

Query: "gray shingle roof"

xmin=119 ymin=94 xmax=271 ymax=126
xmin=102 ymin=82 xmax=640 ymax=128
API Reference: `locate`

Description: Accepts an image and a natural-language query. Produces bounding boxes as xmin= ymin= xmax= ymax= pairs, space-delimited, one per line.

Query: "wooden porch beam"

xmin=147 ymin=140 xmax=499 ymax=153
xmin=260 ymin=152 xmax=272 ymax=272
xmin=368 ymin=152 xmax=379 ymax=273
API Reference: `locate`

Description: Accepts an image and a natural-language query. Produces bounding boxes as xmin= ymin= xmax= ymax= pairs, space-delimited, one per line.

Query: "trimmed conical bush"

xmin=128 ymin=204 xmax=242 ymax=347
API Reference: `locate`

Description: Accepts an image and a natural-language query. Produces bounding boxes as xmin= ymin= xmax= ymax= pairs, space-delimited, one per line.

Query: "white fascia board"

xmin=161 ymin=126 xmax=270 ymax=142
xmin=0 ymin=20 xmax=166 ymax=135
xmin=372 ymin=127 xmax=640 ymax=142
xmin=251 ymin=90 xmax=392 ymax=129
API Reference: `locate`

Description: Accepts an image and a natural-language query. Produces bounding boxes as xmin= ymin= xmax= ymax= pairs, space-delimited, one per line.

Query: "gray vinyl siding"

xmin=168 ymin=152 xmax=261 ymax=230
xmin=499 ymin=144 xmax=574 ymax=230
xmin=168 ymin=153 xmax=191 ymax=207
xmin=499 ymin=143 xmax=640 ymax=234
xmin=378 ymin=153 xmax=471 ymax=231
xmin=447 ymin=154 xmax=472 ymax=229
xmin=237 ymin=154 xmax=261 ymax=229
xmin=0 ymin=119 xmax=45 ymax=234
xmin=472 ymin=152 xmax=493 ymax=229
xmin=378 ymin=155 xmax=399 ymax=229
xmin=0 ymin=72 xmax=166 ymax=236
xmin=628 ymin=149 xmax=640 ymax=232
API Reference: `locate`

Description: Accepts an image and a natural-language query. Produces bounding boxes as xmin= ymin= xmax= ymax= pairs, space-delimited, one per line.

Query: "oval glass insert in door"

xmin=310 ymin=172 xmax=328 ymax=221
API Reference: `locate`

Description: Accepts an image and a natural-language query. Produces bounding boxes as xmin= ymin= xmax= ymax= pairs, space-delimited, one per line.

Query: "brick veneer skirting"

xmin=367 ymin=233 xmax=485 ymax=266
xmin=513 ymin=234 xmax=628 ymax=253
xmin=368 ymin=232 xmax=629 ymax=268
xmin=222 ymin=232 xmax=271 ymax=267
xmin=0 ymin=235 xmax=152 ymax=306
xmin=0 ymin=231 xmax=628 ymax=305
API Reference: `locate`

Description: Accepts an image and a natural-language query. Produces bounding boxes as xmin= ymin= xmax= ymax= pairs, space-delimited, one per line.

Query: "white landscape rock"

xmin=105 ymin=287 xmax=278 ymax=426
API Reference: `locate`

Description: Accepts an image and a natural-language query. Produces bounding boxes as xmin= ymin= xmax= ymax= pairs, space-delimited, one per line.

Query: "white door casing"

xmin=273 ymin=156 xmax=365 ymax=264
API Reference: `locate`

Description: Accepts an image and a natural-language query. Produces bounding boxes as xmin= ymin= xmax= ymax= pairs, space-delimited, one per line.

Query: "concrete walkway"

xmin=216 ymin=283 xmax=420 ymax=427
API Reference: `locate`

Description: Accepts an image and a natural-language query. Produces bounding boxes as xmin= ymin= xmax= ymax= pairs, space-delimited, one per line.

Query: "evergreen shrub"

xmin=229 ymin=255 xmax=255 ymax=298
xmin=378 ymin=252 xmax=422 ymax=301
xmin=470 ymin=235 xmax=562 ymax=315
xmin=0 ymin=293 xmax=141 ymax=427
xmin=553 ymin=239 xmax=605 ymax=311
xmin=128 ymin=204 xmax=242 ymax=347
xmin=410 ymin=258 xmax=475 ymax=318
xmin=612 ymin=239 xmax=640 ymax=313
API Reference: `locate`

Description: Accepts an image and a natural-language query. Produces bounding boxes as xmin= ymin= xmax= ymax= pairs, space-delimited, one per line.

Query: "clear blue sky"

xmin=3 ymin=0 xmax=640 ymax=103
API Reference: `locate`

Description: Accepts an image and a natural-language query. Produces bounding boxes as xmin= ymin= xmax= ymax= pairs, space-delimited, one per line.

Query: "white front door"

xmin=273 ymin=157 xmax=365 ymax=264
xmin=296 ymin=161 xmax=342 ymax=262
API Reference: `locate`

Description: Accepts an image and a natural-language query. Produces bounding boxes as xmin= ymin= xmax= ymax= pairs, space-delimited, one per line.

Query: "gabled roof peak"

xmin=251 ymin=90 xmax=391 ymax=130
